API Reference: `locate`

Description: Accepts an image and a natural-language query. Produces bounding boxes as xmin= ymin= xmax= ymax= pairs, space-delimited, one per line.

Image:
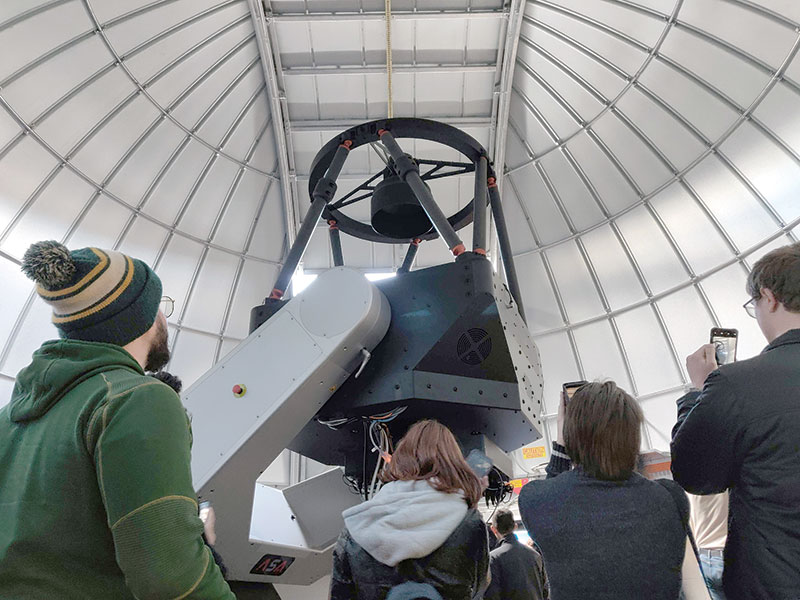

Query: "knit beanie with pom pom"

xmin=21 ymin=241 xmax=162 ymax=346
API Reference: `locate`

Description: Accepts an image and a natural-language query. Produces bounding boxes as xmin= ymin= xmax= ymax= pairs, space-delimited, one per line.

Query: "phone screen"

xmin=466 ymin=449 xmax=493 ymax=478
xmin=199 ymin=501 xmax=211 ymax=523
xmin=710 ymin=328 xmax=738 ymax=366
xmin=563 ymin=381 xmax=588 ymax=401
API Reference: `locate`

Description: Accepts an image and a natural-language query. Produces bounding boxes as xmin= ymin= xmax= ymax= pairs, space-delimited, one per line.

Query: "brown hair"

xmin=746 ymin=242 xmax=800 ymax=313
xmin=381 ymin=419 xmax=483 ymax=508
xmin=563 ymin=380 xmax=643 ymax=481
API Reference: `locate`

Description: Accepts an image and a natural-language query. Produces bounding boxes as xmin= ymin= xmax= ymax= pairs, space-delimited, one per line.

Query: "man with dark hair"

xmin=519 ymin=381 xmax=688 ymax=599
xmin=483 ymin=508 xmax=548 ymax=600
xmin=671 ymin=242 xmax=800 ymax=600
xmin=0 ymin=241 xmax=233 ymax=599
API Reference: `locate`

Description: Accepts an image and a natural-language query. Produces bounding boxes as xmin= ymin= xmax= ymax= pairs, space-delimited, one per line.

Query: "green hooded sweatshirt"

xmin=0 ymin=339 xmax=234 ymax=600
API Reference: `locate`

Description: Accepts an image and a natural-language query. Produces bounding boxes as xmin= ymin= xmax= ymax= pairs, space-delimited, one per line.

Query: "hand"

xmin=556 ymin=389 xmax=568 ymax=446
xmin=686 ymin=344 xmax=718 ymax=390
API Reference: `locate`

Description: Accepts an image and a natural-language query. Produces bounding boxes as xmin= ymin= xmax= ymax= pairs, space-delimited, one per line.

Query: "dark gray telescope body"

xmin=288 ymin=251 xmax=543 ymax=476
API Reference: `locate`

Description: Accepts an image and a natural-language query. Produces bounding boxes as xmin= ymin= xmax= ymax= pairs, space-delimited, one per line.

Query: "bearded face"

xmin=144 ymin=313 xmax=170 ymax=373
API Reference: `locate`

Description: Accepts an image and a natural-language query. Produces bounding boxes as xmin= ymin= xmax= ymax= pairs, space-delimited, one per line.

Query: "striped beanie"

xmin=21 ymin=241 xmax=163 ymax=347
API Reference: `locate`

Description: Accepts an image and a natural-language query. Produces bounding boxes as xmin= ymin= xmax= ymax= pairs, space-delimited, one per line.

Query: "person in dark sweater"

xmin=519 ymin=381 xmax=687 ymax=600
xmin=484 ymin=508 xmax=548 ymax=600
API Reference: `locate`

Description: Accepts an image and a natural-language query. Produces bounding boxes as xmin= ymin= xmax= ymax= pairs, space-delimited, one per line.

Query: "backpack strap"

xmin=655 ymin=479 xmax=699 ymax=557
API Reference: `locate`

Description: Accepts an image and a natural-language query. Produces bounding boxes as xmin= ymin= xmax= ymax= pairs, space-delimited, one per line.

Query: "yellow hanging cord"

xmin=385 ymin=0 xmax=393 ymax=118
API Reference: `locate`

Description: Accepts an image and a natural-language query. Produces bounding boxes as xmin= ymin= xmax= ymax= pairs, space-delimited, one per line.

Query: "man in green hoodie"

xmin=0 ymin=241 xmax=234 ymax=599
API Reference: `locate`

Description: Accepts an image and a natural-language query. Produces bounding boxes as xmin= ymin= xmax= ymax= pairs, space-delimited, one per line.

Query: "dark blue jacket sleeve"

xmin=329 ymin=530 xmax=355 ymax=600
xmin=670 ymin=370 xmax=745 ymax=494
xmin=545 ymin=442 xmax=571 ymax=479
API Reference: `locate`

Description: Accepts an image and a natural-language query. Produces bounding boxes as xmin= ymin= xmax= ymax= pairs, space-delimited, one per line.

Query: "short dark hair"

xmin=746 ymin=242 xmax=800 ymax=313
xmin=563 ymin=380 xmax=643 ymax=481
xmin=493 ymin=508 xmax=516 ymax=536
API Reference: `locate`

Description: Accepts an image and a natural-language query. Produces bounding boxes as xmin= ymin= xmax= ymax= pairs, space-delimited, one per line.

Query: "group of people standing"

xmin=0 ymin=239 xmax=798 ymax=600
xmin=331 ymin=241 xmax=800 ymax=600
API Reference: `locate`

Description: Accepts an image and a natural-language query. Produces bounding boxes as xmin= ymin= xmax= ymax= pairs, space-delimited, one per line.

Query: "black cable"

xmin=486 ymin=499 xmax=500 ymax=525
xmin=362 ymin=420 xmax=369 ymax=500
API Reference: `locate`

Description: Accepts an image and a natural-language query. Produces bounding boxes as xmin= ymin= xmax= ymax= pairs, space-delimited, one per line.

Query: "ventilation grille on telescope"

xmin=457 ymin=328 xmax=492 ymax=365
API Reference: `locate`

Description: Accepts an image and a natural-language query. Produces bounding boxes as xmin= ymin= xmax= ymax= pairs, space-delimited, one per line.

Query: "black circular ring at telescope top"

xmin=308 ymin=118 xmax=496 ymax=244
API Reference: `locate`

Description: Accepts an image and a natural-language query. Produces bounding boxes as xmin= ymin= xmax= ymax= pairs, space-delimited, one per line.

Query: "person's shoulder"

xmin=99 ymin=369 xmax=183 ymax=420
xmin=519 ymin=472 xmax=569 ymax=505
xmin=462 ymin=507 xmax=487 ymax=525
xmin=101 ymin=368 xmax=172 ymax=397
xmin=650 ymin=478 xmax=690 ymax=518
xmin=460 ymin=507 xmax=490 ymax=537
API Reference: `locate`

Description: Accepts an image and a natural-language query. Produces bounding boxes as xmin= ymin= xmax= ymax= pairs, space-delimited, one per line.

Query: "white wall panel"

xmin=571 ymin=320 xmax=632 ymax=390
xmin=616 ymin=205 xmax=688 ymax=294
xmin=516 ymin=252 xmax=564 ymax=334
xmin=531 ymin=331 xmax=579 ymax=416
xmin=168 ymin=327 xmax=219 ymax=388
xmin=721 ymin=121 xmax=800 ymax=223
xmin=650 ymin=183 xmax=734 ymax=275
xmin=0 ymin=6 xmax=799 ymax=577
xmin=580 ymin=225 xmax=644 ymax=310
xmin=614 ymin=306 xmax=682 ymax=396
xmin=545 ymin=241 xmax=605 ymax=323
xmin=181 ymin=248 xmax=239 ymax=333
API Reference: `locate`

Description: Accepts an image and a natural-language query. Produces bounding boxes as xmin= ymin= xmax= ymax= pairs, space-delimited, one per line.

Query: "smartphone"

xmin=710 ymin=328 xmax=738 ymax=366
xmin=466 ymin=449 xmax=494 ymax=478
xmin=199 ymin=500 xmax=212 ymax=523
xmin=563 ymin=380 xmax=588 ymax=402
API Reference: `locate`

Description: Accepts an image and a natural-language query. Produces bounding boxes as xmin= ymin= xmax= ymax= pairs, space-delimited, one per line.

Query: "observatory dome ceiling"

xmin=1 ymin=0 xmax=799 ymax=450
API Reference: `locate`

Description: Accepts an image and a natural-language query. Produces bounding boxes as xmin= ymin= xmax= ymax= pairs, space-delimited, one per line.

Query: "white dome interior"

xmin=1 ymin=4 xmax=799 ymax=593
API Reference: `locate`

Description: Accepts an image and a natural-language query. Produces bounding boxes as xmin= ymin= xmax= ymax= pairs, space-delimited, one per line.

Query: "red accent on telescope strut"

xmin=451 ymin=243 xmax=466 ymax=256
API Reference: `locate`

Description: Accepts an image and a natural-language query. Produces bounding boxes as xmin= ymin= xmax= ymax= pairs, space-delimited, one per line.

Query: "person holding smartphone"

xmin=671 ymin=242 xmax=800 ymax=600
xmin=0 ymin=241 xmax=233 ymax=600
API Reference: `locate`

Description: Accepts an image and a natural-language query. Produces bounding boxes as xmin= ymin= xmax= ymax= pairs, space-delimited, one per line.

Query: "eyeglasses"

xmin=743 ymin=297 xmax=758 ymax=319
xmin=160 ymin=295 xmax=175 ymax=319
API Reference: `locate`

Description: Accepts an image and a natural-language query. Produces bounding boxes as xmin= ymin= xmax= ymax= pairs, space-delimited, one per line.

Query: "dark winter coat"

xmin=483 ymin=533 xmax=549 ymax=600
xmin=330 ymin=509 xmax=490 ymax=600
xmin=671 ymin=328 xmax=800 ymax=600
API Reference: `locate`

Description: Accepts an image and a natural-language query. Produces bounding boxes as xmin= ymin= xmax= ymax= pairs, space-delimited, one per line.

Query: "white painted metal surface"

xmin=183 ymin=267 xmax=390 ymax=584
xmin=0 ymin=0 xmax=799 ymax=496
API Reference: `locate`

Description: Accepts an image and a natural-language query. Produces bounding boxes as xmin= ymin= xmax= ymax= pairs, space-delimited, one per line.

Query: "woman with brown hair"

xmin=518 ymin=381 xmax=688 ymax=600
xmin=329 ymin=419 xmax=490 ymax=600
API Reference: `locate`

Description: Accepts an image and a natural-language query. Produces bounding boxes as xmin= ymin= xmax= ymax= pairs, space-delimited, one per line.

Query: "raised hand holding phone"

xmin=686 ymin=344 xmax=718 ymax=390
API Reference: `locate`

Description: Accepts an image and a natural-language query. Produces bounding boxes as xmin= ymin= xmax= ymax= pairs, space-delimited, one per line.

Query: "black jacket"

xmin=483 ymin=533 xmax=548 ymax=600
xmin=329 ymin=509 xmax=489 ymax=600
xmin=671 ymin=328 xmax=800 ymax=600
